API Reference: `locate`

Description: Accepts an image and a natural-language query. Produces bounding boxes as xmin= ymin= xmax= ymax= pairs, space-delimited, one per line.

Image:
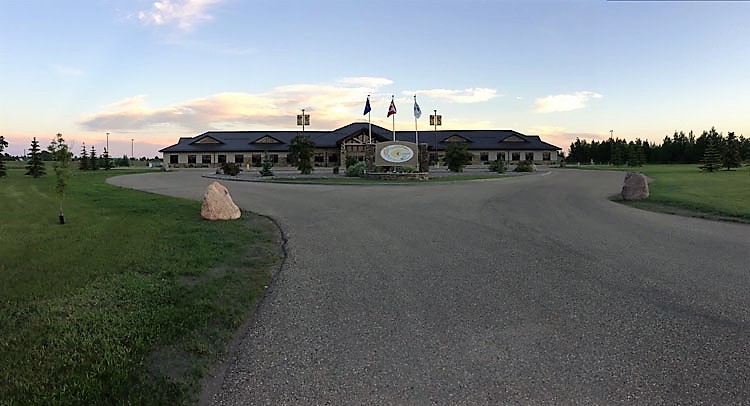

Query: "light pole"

xmin=106 ymin=132 xmax=109 ymax=155
xmin=131 ymin=138 xmax=134 ymax=158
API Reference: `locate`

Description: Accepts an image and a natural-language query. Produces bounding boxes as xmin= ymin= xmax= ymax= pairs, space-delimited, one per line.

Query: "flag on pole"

xmin=387 ymin=98 xmax=397 ymax=117
xmin=413 ymin=97 xmax=422 ymax=119
xmin=363 ymin=96 xmax=371 ymax=115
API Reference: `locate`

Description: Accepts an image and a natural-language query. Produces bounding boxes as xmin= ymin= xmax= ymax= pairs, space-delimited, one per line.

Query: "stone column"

xmin=365 ymin=144 xmax=376 ymax=172
xmin=418 ymin=143 xmax=429 ymax=173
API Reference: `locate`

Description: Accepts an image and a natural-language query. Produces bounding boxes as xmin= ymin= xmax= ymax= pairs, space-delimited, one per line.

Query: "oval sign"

xmin=380 ymin=144 xmax=415 ymax=164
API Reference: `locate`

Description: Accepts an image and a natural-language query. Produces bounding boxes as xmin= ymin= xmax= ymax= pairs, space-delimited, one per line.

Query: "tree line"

xmin=568 ymin=127 xmax=750 ymax=167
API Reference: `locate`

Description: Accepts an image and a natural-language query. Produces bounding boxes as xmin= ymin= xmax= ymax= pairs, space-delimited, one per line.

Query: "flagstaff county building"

xmin=160 ymin=122 xmax=561 ymax=168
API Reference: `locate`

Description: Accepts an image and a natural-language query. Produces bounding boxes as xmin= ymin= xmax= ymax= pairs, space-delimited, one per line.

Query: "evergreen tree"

xmin=259 ymin=152 xmax=274 ymax=176
xmin=25 ymin=137 xmax=46 ymax=177
xmin=0 ymin=136 xmax=7 ymax=177
xmin=739 ymin=134 xmax=750 ymax=162
xmin=102 ymin=148 xmax=113 ymax=170
xmin=699 ymin=137 xmax=722 ymax=172
xmin=611 ymin=142 xmax=625 ymax=166
xmin=443 ymin=141 xmax=473 ymax=172
xmin=48 ymin=133 xmax=72 ymax=224
xmin=90 ymin=146 xmax=99 ymax=170
xmin=79 ymin=143 xmax=89 ymax=170
xmin=288 ymin=135 xmax=314 ymax=174
xmin=721 ymin=132 xmax=741 ymax=171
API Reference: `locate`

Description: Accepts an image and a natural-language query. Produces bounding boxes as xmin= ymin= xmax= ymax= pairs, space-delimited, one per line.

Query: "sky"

xmin=2 ymin=0 xmax=749 ymax=158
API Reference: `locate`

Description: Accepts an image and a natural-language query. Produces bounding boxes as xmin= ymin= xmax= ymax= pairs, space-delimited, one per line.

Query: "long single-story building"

xmin=160 ymin=122 xmax=561 ymax=167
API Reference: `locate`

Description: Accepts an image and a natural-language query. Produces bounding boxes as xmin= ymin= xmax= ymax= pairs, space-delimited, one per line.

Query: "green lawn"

xmin=0 ymin=169 xmax=280 ymax=404
xmin=568 ymin=164 xmax=750 ymax=221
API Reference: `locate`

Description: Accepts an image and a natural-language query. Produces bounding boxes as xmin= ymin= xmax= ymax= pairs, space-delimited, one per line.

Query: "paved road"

xmin=110 ymin=169 xmax=750 ymax=405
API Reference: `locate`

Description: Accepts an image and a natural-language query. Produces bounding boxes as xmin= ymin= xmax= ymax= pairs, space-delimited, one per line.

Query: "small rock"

xmin=621 ymin=172 xmax=649 ymax=201
xmin=201 ymin=181 xmax=241 ymax=220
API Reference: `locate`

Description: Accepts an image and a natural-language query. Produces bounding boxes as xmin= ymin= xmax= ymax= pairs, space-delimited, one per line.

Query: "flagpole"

xmin=391 ymin=95 xmax=396 ymax=141
xmin=368 ymin=95 xmax=372 ymax=144
xmin=414 ymin=95 xmax=419 ymax=145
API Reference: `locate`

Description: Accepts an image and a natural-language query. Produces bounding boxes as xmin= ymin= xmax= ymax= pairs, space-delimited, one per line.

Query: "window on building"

xmin=270 ymin=154 xmax=279 ymax=163
xmin=525 ymin=152 xmax=534 ymax=161
xmin=314 ymin=153 xmax=324 ymax=163
xmin=188 ymin=155 xmax=197 ymax=164
xmin=251 ymin=154 xmax=261 ymax=164
xmin=512 ymin=152 xmax=521 ymax=161
xmin=480 ymin=152 xmax=489 ymax=162
xmin=498 ymin=152 xmax=506 ymax=161
xmin=169 ymin=155 xmax=178 ymax=164
xmin=218 ymin=154 xmax=227 ymax=163
xmin=328 ymin=154 xmax=338 ymax=163
xmin=235 ymin=154 xmax=244 ymax=163
xmin=202 ymin=155 xmax=211 ymax=164
xmin=543 ymin=152 xmax=551 ymax=161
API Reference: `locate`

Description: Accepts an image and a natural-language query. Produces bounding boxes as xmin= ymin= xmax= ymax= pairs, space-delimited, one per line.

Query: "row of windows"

xmin=169 ymin=153 xmax=342 ymax=165
xmin=169 ymin=151 xmax=552 ymax=164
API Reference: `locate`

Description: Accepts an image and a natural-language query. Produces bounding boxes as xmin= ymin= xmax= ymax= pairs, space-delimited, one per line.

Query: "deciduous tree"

xmin=288 ymin=135 xmax=314 ymax=174
xmin=48 ymin=133 xmax=72 ymax=224
xmin=443 ymin=141 xmax=472 ymax=172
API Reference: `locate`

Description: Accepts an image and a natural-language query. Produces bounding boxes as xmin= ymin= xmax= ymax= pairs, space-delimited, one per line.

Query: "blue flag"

xmin=363 ymin=97 xmax=371 ymax=115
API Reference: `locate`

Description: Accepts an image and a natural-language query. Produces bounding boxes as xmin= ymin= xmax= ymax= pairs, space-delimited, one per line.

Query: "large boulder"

xmin=621 ymin=172 xmax=649 ymax=201
xmin=201 ymin=181 xmax=241 ymax=220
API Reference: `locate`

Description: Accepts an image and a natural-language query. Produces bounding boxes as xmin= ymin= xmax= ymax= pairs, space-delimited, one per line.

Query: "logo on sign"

xmin=380 ymin=144 xmax=415 ymax=163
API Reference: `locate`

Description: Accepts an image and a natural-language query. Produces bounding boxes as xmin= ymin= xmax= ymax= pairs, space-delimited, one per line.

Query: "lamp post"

xmin=434 ymin=109 xmax=438 ymax=167
xmin=131 ymin=138 xmax=134 ymax=158
xmin=431 ymin=110 xmax=442 ymax=167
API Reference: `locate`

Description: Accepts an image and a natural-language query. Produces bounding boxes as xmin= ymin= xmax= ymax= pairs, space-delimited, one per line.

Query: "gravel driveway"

xmin=109 ymin=169 xmax=750 ymax=405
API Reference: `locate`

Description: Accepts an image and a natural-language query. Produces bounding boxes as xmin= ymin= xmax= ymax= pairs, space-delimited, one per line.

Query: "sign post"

xmin=430 ymin=111 xmax=442 ymax=167
xmin=297 ymin=109 xmax=310 ymax=133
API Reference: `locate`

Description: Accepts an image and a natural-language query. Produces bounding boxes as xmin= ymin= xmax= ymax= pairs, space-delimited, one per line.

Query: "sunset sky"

xmin=2 ymin=0 xmax=748 ymax=158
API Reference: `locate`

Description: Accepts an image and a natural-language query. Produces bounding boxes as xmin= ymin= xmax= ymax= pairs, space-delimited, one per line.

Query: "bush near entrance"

xmin=443 ymin=142 xmax=472 ymax=172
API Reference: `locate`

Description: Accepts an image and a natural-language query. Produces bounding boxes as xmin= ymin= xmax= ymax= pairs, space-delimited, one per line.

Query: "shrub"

xmin=514 ymin=160 xmax=534 ymax=172
xmin=221 ymin=162 xmax=241 ymax=176
xmin=396 ymin=166 xmax=417 ymax=173
xmin=443 ymin=142 xmax=472 ymax=172
xmin=345 ymin=155 xmax=359 ymax=168
xmin=345 ymin=161 xmax=365 ymax=177
xmin=488 ymin=159 xmax=506 ymax=173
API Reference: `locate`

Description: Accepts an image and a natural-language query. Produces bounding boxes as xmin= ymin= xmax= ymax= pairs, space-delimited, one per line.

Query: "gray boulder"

xmin=621 ymin=172 xmax=649 ymax=201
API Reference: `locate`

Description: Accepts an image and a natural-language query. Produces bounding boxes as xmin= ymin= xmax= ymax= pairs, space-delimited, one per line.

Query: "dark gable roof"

xmin=160 ymin=122 xmax=560 ymax=152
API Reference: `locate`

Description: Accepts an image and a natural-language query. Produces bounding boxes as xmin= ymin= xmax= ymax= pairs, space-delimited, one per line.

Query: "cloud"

xmin=338 ymin=77 xmax=394 ymax=89
xmin=52 ymin=64 xmax=84 ymax=77
xmin=534 ymin=91 xmax=602 ymax=113
xmin=79 ymin=78 xmax=397 ymax=132
xmin=406 ymin=88 xmax=498 ymax=104
xmin=137 ymin=0 xmax=222 ymax=30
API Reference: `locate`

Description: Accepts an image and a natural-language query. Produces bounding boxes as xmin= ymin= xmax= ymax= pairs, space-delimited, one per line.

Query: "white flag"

xmin=414 ymin=98 xmax=422 ymax=119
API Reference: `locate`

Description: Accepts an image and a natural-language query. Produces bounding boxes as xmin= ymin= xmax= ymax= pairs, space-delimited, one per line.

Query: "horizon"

xmin=2 ymin=0 xmax=748 ymax=158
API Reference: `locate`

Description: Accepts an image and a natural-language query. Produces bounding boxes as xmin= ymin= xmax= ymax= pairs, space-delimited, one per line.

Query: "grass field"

xmin=0 ymin=168 xmax=281 ymax=404
xmin=568 ymin=164 xmax=750 ymax=221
